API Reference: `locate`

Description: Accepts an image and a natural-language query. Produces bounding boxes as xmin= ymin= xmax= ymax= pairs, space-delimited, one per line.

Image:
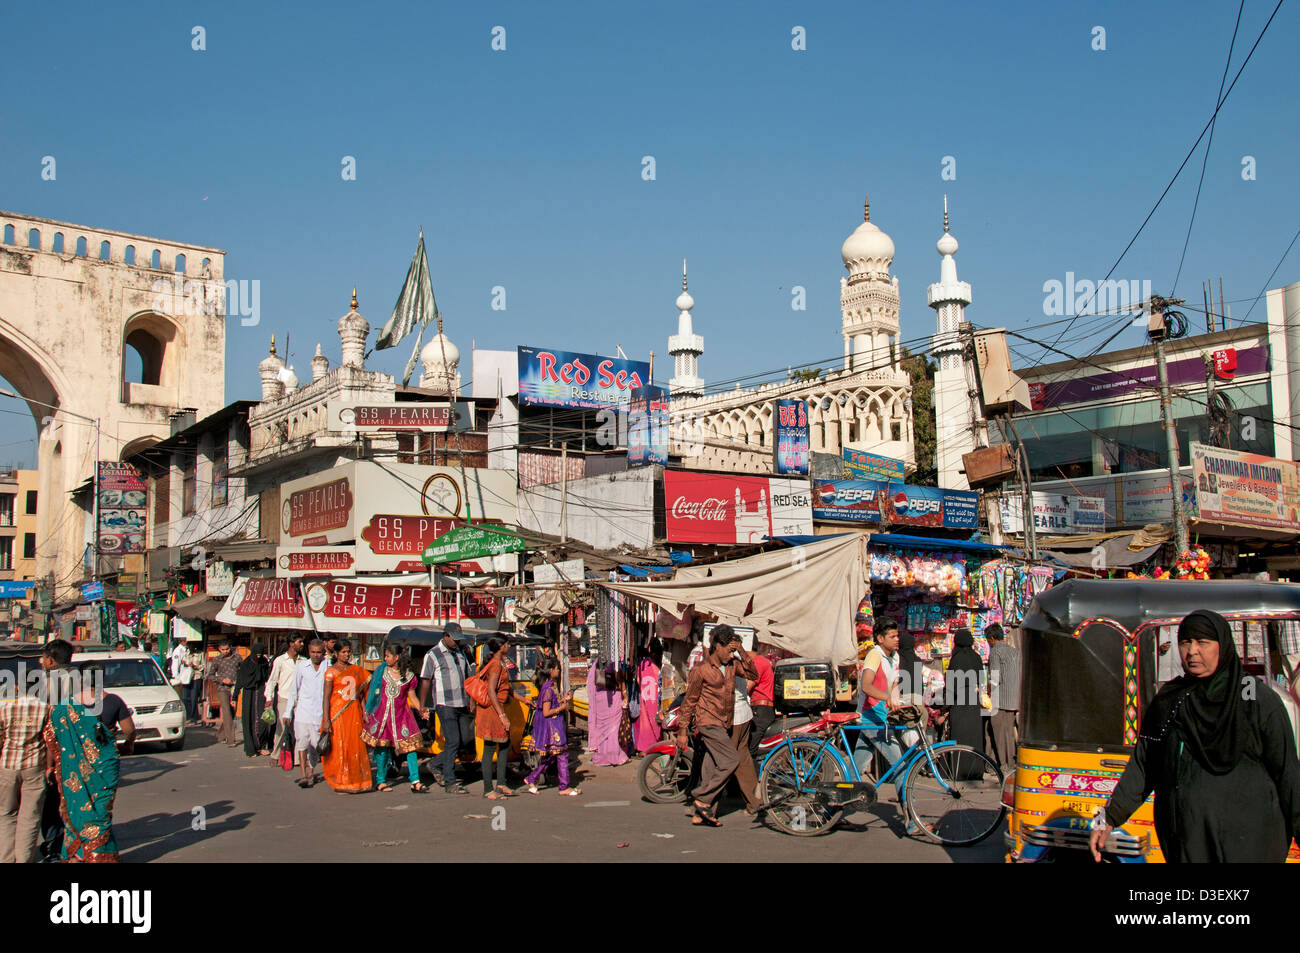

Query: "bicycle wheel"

xmin=637 ymin=750 xmax=693 ymax=804
xmin=759 ymin=739 xmax=846 ymax=836
xmin=902 ymin=744 xmax=1005 ymax=846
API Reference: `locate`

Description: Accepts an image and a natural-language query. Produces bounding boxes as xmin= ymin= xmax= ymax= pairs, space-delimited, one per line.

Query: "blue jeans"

xmin=854 ymin=724 xmax=904 ymax=793
xmin=436 ymin=706 xmax=467 ymax=788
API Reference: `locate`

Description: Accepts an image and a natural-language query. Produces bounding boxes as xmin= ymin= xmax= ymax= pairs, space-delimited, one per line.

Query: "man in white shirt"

xmin=169 ymin=638 xmax=202 ymax=724
xmin=264 ymin=634 xmax=305 ymax=757
xmin=282 ymin=639 xmax=327 ymax=788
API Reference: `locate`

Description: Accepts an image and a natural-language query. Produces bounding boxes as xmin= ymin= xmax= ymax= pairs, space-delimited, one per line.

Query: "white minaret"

xmin=668 ymin=260 xmax=704 ymax=397
xmin=840 ymin=194 xmax=902 ymax=373
xmin=927 ymin=197 xmax=976 ymax=489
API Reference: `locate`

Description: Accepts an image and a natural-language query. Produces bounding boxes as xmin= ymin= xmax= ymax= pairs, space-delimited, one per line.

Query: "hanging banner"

xmin=97 ymin=461 xmax=148 ymax=555
xmin=663 ymin=471 xmax=812 ymax=544
xmin=773 ymin=400 xmax=811 ymax=476
xmin=80 ymin=581 xmax=104 ymax=602
xmin=1190 ymin=442 xmax=1300 ymax=531
xmin=842 ymin=448 xmax=905 ymax=481
xmin=517 ymin=346 xmax=649 ymax=410
xmin=628 ymin=385 xmax=669 ymax=468
xmin=421 ymin=526 xmax=527 ymax=565
xmin=276 ymin=545 xmax=359 ymax=578
xmin=812 ymin=480 xmax=977 ymax=530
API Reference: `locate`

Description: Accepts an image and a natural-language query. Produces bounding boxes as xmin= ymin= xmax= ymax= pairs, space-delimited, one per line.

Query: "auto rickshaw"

xmin=1004 ymin=578 xmax=1300 ymax=863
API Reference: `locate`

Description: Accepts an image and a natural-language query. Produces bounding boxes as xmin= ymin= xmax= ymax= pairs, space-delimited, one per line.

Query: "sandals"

xmin=484 ymin=790 xmax=505 ymax=800
xmin=377 ymin=782 xmax=396 ymax=793
xmin=410 ymin=782 xmax=429 ymax=793
xmin=558 ymin=787 xmax=581 ymax=796
xmin=691 ymin=801 xmax=722 ymax=827
xmin=527 ymin=784 xmax=540 ymax=795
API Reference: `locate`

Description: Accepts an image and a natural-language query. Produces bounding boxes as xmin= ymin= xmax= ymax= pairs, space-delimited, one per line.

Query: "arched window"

xmin=99 ymin=241 xmax=111 ymax=261
xmin=124 ymin=245 xmax=136 ymax=265
xmin=75 ymin=236 xmax=87 ymax=257
xmin=200 ymin=257 xmax=211 ymax=275
xmin=150 ymin=249 xmax=161 ymax=269
xmin=2 ymin=224 xmax=13 ymax=244
xmin=27 ymin=229 xmax=40 ymax=250
xmin=51 ymin=233 xmax=65 ymax=254
xmin=175 ymin=253 xmax=186 ymax=273
xmin=122 ymin=312 xmax=180 ymax=396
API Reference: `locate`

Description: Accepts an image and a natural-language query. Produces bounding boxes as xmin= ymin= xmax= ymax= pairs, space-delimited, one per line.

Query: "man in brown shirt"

xmin=675 ymin=624 xmax=757 ymax=826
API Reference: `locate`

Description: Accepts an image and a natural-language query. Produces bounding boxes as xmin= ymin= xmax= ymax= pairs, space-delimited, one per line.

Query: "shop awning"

xmin=210 ymin=540 xmax=277 ymax=563
xmin=865 ymin=533 xmax=1005 ymax=554
xmin=169 ymin=592 xmax=225 ymax=621
xmin=600 ymin=534 xmax=867 ymax=666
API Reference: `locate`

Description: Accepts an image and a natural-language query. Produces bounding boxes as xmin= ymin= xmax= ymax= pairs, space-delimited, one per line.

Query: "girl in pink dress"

xmin=633 ymin=640 xmax=663 ymax=753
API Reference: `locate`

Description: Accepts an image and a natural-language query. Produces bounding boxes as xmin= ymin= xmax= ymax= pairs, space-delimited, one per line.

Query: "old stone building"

xmin=0 ymin=211 xmax=226 ymax=598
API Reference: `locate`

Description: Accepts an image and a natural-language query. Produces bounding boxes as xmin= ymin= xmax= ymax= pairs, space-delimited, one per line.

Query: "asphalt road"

xmin=110 ymin=726 xmax=1004 ymax=863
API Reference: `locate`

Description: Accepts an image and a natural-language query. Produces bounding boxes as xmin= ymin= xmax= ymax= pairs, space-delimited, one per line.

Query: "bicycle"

xmin=757 ymin=705 xmax=1005 ymax=845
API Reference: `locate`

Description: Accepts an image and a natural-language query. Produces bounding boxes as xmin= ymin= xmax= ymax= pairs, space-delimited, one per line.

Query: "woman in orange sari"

xmin=319 ymin=639 xmax=374 ymax=794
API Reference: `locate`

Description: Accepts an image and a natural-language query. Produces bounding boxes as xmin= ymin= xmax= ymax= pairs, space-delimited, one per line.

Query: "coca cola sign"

xmin=663 ymin=471 xmax=812 ymax=544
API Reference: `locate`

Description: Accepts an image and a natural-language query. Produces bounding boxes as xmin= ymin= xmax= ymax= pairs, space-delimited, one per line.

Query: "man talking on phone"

xmin=675 ymin=624 xmax=757 ymax=827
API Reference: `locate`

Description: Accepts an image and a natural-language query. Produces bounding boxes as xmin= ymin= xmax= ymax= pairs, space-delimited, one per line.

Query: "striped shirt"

xmin=0 ymin=696 xmax=54 ymax=771
xmin=987 ymin=641 xmax=1022 ymax=713
xmin=420 ymin=641 xmax=470 ymax=708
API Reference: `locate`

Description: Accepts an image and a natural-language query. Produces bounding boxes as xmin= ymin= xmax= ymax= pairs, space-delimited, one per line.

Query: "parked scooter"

xmin=636 ymin=695 xmax=814 ymax=803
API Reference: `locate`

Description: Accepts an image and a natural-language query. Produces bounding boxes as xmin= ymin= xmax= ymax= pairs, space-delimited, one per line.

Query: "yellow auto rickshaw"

xmin=1005 ymin=578 xmax=1300 ymax=863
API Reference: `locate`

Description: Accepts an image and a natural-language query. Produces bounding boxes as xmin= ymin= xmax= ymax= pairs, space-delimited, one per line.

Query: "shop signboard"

xmin=1028 ymin=344 xmax=1267 ymax=410
xmin=0 ymin=580 xmax=34 ymax=598
xmin=627 ymin=385 xmax=669 ymax=468
xmin=842 ymin=448 xmax=905 ymax=482
xmin=117 ymin=573 xmax=139 ymax=601
xmin=326 ymin=400 xmax=471 ymax=433
xmin=517 ymin=346 xmax=649 ymax=411
xmin=204 ymin=561 xmax=234 ymax=596
xmin=421 ymin=526 xmax=526 ymax=566
xmin=279 ymin=464 xmax=356 ymax=545
xmin=80 ymin=581 xmax=104 ymax=602
xmin=531 ymin=558 xmax=586 ymax=586
xmin=773 ymin=400 xmax=811 ymax=476
xmin=299 ymin=578 xmax=501 ymax=632
xmin=1070 ymin=496 xmax=1108 ymax=532
xmin=216 ymin=577 xmax=311 ymax=629
xmin=1120 ymin=471 xmax=1194 ymax=525
xmin=812 ymin=480 xmax=977 ymax=530
xmin=663 ymin=471 xmax=812 ymax=544
xmin=97 ymin=461 xmax=148 ymax=555
xmin=75 ymin=605 xmax=92 ymax=622
xmin=276 ymin=545 xmax=358 ymax=578
xmin=1190 ymin=442 xmax=1300 ymax=532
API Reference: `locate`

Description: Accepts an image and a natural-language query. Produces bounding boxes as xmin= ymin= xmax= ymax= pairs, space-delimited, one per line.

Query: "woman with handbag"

xmin=318 ymin=639 xmax=373 ymax=794
xmin=471 ymin=637 xmax=516 ymax=799
xmin=361 ymin=639 xmax=425 ymax=792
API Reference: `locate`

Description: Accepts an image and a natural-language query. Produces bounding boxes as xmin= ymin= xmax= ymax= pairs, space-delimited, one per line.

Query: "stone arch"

xmin=150 ymin=249 xmax=161 ymax=269
xmin=120 ymin=435 xmax=160 ymax=460
xmin=75 ymin=236 xmax=88 ymax=257
xmin=2 ymin=224 xmax=13 ymax=244
xmin=124 ymin=244 xmax=136 ymax=265
xmin=99 ymin=241 xmax=111 ymax=261
xmin=52 ymin=232 xmax=65 ymax=254
xmin=175 ymin=253 xmax=186 ymax=273
xmin=122 ymin=311 xmax=183 ymax=395
xmin=27 ymin=229 xmax=40 ymax=250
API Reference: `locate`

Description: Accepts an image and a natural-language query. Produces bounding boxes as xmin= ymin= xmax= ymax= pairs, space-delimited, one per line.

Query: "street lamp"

xmin=0 ymin=387 xmax=103 ymax=578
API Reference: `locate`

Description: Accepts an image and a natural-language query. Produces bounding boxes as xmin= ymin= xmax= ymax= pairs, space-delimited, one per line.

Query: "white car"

xmin=72 ymin=649 xmax=187 ymax=751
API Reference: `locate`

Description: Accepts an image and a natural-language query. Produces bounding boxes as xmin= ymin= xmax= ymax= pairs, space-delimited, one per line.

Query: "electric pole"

xmin=1146 ymin=295 xmax=1190 ymax=555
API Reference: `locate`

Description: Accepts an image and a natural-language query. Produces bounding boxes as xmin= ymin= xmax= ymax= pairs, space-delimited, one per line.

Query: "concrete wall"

xmin=517 ymin=467 xmax=656 ymax=551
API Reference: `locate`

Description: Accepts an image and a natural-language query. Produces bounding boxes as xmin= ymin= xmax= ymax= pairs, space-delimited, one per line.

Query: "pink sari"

xmin=634 ymin=658 xmax=661 ymax=753
xmin=587 ymin=662 xmax=629 ymax=766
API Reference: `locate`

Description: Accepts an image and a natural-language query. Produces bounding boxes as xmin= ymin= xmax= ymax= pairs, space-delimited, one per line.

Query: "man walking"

xmin=208 ymin=640 xmax=243 ymax=747
xmin=418 ymin=623 xmax=473 ymax=794
xmin=283 ymin=639 xmax=327 ymax=788
xmin=985 ymin=624 xmax=1020 ymax=772
xmin=747 ymin=650 xmax=775 ymax=766
xmin=675 ymin=624 xmax=757 ymax=826
xmin=265 ymin=634 xmax=305 ymax=758
xmin=0 ymin=674 xmax=55 ymax=863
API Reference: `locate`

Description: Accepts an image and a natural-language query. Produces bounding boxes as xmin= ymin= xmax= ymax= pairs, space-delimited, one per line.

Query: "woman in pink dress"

xmin=634 ymin=640 xmax=663 ymax=753
xmin=587 ymin=659 xmax=629 ymax=767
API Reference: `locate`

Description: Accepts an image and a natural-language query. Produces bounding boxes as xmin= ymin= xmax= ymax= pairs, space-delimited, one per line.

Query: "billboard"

xmin=774 ymin=400 xmax=811 ymax=476
xmin=812 ymin=480 xmax=978 ymax=530
xmin=628 ymin=385 xmax=669 ymax=468
xmin=1000 ymin=492 xmax=1108 ymax=535
xmin=664 ymin=471 xmax=812 ymax=543
xmin=326 ymin=400 xmax=471 ymax=433
xmin=517 ymin=346 xmax=649 ymax=410
xmin=97 ymin=461 xmax=148 ymax=555
xmin=1190 ymin=443 xmax=1300 ymax=532
xmin=277 ymin=462 xmax=518 ymax=572
xmin=842 ymin=448 xmax=906 ymax=482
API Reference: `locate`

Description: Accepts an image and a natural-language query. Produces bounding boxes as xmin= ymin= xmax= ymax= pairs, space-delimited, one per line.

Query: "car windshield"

xmin=77 ymin=659 xmax=167 ymax=688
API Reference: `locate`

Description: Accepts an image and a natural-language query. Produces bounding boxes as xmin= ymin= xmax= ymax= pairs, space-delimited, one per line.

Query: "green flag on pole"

xmin=377 ymin=229 xmax=439 ymax=386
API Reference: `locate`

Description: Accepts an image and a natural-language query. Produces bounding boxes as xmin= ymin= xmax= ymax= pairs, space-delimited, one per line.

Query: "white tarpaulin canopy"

xmin=601 ymin=534 xmax=867 ymax=665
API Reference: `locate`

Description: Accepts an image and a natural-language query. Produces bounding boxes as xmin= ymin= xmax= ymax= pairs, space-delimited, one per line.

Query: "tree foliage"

xmin=901 ymin=347 xmax=937 ymax=485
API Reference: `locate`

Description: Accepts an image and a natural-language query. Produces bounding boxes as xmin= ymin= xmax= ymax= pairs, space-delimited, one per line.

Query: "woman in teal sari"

xmin=42 ymin=665 xmax=121 ymax=862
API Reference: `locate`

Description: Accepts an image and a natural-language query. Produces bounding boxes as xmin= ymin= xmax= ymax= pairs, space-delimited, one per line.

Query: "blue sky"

xmin=1 ymin=0 xmax=1297 ymax=466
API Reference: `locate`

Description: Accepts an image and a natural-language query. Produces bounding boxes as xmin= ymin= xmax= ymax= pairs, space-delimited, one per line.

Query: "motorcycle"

xmin=636 ymin=696 xmax=814 ymax=803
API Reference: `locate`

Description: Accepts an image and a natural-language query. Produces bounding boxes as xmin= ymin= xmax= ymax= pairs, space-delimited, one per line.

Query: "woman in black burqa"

xmin=1092 ymin=609 xmax=1300 ymax=863
xmin=945 ymin=628 xmax=987 ymax=779
xmin=234 ymin=643 xmax=270 ymax=757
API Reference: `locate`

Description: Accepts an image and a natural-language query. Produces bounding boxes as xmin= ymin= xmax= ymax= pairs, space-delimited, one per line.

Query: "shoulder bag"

xmin=464 ymin=660 xmax=495 ymax=708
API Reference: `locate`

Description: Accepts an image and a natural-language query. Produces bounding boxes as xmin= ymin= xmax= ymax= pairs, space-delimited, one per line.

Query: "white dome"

xmin=420 ymin=332 xmax=460 ymax=368
xmin=675 ymin=290 xmax=695 ymax=312
xmin=841 ymin=220 xmax=895 ymax=270
xmin=937 ymin=231 xmax=958 ymax=257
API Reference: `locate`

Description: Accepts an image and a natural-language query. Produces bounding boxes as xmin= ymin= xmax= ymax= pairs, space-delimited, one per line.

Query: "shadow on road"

xmin=119 ymin=755 xmax=186 ymax=788
xmin=117 ymin=799 xmax=253 ymax=862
